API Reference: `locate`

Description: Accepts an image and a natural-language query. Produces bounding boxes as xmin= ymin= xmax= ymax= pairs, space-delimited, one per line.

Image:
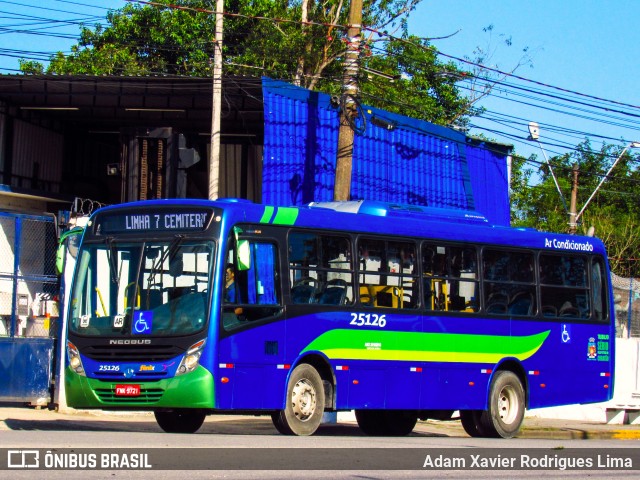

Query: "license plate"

xmin=115 ymin=384 xmax=140 ymax=397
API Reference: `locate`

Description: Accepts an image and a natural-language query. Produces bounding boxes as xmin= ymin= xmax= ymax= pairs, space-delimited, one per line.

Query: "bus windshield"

xmin=69 ymin=238 xmax=214 ymax=337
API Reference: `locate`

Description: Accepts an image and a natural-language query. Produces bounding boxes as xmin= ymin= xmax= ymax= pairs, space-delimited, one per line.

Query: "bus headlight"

xmin=176 ymin=339 xmax=206 ymax=376
xmin=67 ymin=341 xmax=86 ymax=376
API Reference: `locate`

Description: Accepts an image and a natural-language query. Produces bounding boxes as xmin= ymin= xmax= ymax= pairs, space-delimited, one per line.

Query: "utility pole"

xmin=333 ymin=0 xmax=363 ymax=201
xmin=208 ymin=0 xmax=224 ymax=200
xmin=568 ymin=163 xmax=579 ymax=234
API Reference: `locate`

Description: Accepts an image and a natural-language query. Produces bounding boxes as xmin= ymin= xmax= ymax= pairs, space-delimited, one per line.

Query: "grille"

xmin=83 ymin=344 xmax=183 ymax=362
xmin=94 ymin=386 xmax=165 ymax=404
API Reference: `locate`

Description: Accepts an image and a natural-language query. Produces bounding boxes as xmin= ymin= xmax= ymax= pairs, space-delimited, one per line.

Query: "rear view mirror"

xmin=169 ymin=253 xmax=184 ymax=277
xmin=56 ymin=227 xmax=83 ymax=275
xmin=237 ymin=240 xmax=251 ymax=271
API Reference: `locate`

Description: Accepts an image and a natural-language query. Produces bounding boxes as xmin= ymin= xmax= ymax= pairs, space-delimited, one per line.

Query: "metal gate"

xmin=0 ymin=212 xmax=59 ymax=405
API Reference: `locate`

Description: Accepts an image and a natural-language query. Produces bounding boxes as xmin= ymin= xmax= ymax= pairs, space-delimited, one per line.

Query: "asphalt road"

xmin=0 ymin=407 xmax=639 ymax=479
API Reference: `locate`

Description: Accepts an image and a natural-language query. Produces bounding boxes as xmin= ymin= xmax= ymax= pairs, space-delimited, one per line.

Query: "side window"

xmin=539 ymin=254 xmax=590 ymax=319
xmin=591 ymin=258 xmax=608 ymax=323
xmin=358 ymin=238 xmax=418 ymax=309
xmin=483 ymin=249 xmax=536 ymax=316
xmin=223 ymin=238 xmax=281 ymax=331
xmin=423 ymin=244 xmax=478 ymax=312
xmin=288 ymin=232 xmax=353 ymax=305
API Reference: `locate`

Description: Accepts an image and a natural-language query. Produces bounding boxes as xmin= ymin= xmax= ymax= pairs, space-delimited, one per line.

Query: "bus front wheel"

xmin=154 ymin=410 xmax=206 ymax=434
xmin=271 ymin=363 xmax=325 ymax=436
xmin=479 ymin=370 xmax=525 ymax=438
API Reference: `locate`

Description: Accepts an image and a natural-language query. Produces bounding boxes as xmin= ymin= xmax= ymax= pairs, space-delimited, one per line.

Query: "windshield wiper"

xmin=104 ymin=236 xmax=120 ymax=287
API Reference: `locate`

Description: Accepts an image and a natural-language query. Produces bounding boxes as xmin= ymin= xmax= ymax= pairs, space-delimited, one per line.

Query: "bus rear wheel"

xmin=478 ymin=370 xmax=525 ymax=438
xmin=154 ymin=410 xmax=206 ymax=433
xmin=355 ymin=410 xmax=417 ymax=436
xmin=460 ymin=410 xmax=485 ymax=437
xmin=271 ymin=363 xmax=325 ymax=436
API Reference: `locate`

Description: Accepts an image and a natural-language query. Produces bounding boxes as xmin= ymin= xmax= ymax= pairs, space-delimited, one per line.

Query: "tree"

xmin=20 ymin=0 xmax=472 ymax=125
xmin=22 ymin=1 xmax=215 ymax=76
xmin=510 ymin=140 xmax=640 ymax=277
xmin=360 ymin=35 xmax=467 ymax=125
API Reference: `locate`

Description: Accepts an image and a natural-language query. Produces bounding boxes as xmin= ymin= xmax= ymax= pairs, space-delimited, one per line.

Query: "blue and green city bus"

xmin=65 ymin=198 xmax=615 ymax=437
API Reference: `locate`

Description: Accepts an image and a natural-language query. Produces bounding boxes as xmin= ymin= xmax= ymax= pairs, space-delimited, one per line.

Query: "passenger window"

xmin=591 ymin=258 xmax=608 ymax=323
xmin=539 ymin=254 xmax=590 ymax=319
xmin=288 ymin=232 xmax=353 ymax=305
xmin=359 ymin=238 xmax=418 ymax=309
xmin=423 ymin=244 xmax=478 ymax=312
xmin=483 ymin=249 xmax=536 ymax=316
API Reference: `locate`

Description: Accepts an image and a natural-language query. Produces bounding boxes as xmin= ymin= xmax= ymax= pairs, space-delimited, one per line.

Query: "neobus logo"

xmin=109 ymin=339 xmax=152 ymax=345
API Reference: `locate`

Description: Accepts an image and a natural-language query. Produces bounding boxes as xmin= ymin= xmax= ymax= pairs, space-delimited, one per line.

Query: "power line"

xmin=0 ymin=0 xmax=107 ymax=16
xmin=51 ymin=0 xmax=116 ymax=10
xmin=432 ymin=49 xmax=640 ymax=112
xmin=2 ymin=0 xmax=639 ymax=164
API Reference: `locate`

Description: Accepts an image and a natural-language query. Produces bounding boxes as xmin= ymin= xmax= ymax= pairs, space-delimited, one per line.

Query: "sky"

xmin=1 ymin=0 xmax=640 ymax=161
xmin=409 ymin=0 xmax=640 ymax=160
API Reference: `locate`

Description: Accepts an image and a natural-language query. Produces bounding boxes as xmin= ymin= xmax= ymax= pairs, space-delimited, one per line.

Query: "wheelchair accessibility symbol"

xmin=133 ymin=311 xmax=152 ymax=334
xmin=561 ymin=324 xmax=571 ymax=343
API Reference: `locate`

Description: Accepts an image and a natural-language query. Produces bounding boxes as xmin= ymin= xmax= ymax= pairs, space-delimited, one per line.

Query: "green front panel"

xmin=65 ymin=366 xmax=215 ymax=409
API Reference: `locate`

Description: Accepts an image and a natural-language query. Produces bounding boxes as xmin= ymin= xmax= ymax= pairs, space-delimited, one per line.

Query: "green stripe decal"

xmin=301 ymin=330 xmax=550 ymax=363
xmin=272 ymin=207 xmax=299 ymax=225
xmin=259 ymin=206 xmax=275 ymax=223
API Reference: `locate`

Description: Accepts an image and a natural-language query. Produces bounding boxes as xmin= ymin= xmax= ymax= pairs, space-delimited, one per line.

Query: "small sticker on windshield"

xmin=132 ymin=311 xmax=153 ymax=335
xmin=80 ymin=315 xmax=90 ymax=328
xmin=113 ymin=314 xmax=125 ymax=328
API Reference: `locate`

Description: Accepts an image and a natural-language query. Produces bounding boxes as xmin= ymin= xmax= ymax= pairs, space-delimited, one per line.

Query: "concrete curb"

xmin=518 ymin=427 xmax=640 ymax=440
xmin=417 ymin=418 xmax=640 ymax=440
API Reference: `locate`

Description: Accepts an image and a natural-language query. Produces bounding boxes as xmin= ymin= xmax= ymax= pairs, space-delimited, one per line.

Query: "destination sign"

xmin=95 ymin=208 xmax=215 ymax=234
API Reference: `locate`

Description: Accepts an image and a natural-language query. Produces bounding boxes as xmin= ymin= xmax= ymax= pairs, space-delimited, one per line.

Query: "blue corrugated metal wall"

xmin=465 ymin=139 xmax=511 ymax=226
xmin=262 ymin=77 xmax=510 ymax=225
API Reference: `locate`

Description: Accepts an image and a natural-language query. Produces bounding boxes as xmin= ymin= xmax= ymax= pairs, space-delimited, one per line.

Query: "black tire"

xmin=478 ymin=371 xmax=525 ymax=438
xmin=460 ymin=410 xmax=485 ymax=437
xmin=154 ymin=410 xmax=206 ymax=433
xmin=383 ymin=411 xmax=418 ymax=436
xmin=271 ymin=363 xmax=325 ymax=436
xmin=356 ymin=410 xmax=417 ymax=436
xmin=355 ymin=410 xmax=384 ymax=435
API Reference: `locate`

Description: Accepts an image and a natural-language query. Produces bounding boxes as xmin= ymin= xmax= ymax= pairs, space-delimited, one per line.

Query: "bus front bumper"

xmin=65 ymin=366 xmax=215 ymax=409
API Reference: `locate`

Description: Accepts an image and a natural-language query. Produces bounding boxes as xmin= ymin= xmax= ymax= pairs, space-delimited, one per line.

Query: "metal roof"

xmin=0 ymin=74 xmax=264 ymax=134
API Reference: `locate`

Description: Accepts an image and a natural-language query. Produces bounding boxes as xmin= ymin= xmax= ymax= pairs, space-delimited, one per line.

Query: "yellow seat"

xmin=359 ymin=285 xmax=374 ymax=306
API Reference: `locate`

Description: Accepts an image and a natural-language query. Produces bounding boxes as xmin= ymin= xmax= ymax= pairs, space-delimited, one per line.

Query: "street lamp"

xmin=527 ymin=122 xmax=569 ymax=214
xmin=574 ymin=141 xmax=640 ymax=225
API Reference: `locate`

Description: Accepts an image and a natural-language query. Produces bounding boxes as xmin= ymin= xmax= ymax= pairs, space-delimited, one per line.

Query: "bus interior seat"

xmin=541 ymin=305 xmax=557 ymax=317
xmin=359 ymin=285 xmax=373 ymax=306
xmin=508 ymin=292 xmax=533 ymax=316
xmin=559 ymin=303 xmax=580 ymax=318
xmin=291 ymin=277 xmax=318 ymax=304
xmin=318 ymin=279 xmax=347 ymax=305
xmin=486 ymin=292 xmax=508 ymax=314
